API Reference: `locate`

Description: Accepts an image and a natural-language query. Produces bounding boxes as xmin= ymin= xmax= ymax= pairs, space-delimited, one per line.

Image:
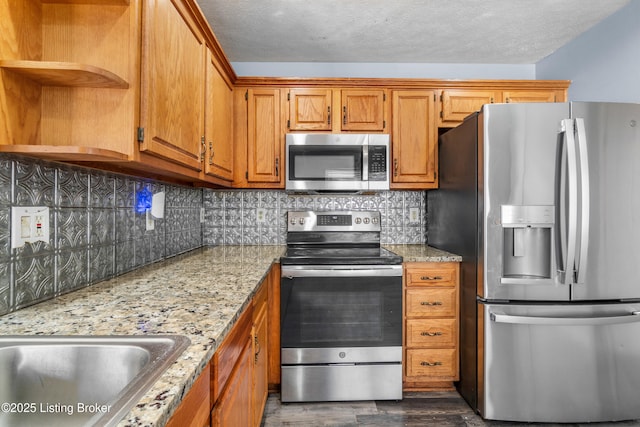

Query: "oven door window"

xmin=288 ymin=145 xmax=363 ymax=181
xmin=280 ymin=276 xmax=402 ymax=348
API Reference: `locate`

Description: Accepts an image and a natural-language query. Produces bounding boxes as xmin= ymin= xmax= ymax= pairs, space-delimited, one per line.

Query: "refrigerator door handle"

xmin=574 ymin=118 xmax=590 ymax=285
xmin=557 ymin=119 xmax=579 ymax=285
xmin=490 ymin=311 xmax=640 ymax=326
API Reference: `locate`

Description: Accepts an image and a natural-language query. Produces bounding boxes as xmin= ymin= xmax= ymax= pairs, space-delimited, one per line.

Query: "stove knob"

xmin=355 ymin=217 xmax=362 ymax=224
xmin=290 ymin=218 xmax=297 ymax=225
xmin=372 ymin=217 xmax=379 ymax=224
xmin=363 ymin=217 xmax=370 ymax=224
xmin=299 ymin=218 xmax=305 ymax=225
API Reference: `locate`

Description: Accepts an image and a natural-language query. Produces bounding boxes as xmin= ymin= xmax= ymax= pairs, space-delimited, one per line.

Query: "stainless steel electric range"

xmin=280 ymin=211 xmax=403 ymax=402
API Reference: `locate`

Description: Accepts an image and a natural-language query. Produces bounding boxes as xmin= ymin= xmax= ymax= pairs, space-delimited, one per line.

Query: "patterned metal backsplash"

xmin=0 ymin=155 xmax=202 ymax=316
xmin=202 ymin=189 xmax=426 ymax=246
xmin=0 ymin=155 xmax=428 ymax=316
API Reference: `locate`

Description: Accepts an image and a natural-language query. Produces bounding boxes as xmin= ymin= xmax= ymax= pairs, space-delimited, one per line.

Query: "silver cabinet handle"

xmin=420 ymin=331 xmax=443 ymax=337
xmin=420 ymin=301 xmax=443 ymax=306
xmin=420 ymin=361 xmax=443 ymax=367
xmin=490 ymin=311 xmax=640 ymax=326
xmin=420 ymin=276 xmax=443 ymax=281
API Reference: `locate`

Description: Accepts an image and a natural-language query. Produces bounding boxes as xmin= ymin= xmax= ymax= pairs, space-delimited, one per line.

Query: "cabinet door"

xmin=247 ymin=88 xmax=282 ymax=184
xmin=391 ymin=90 xmax=437 ymax=188
xmin=287 ymin=88 xmax=332 ymax=131
xmin=503 ymin=90 xmax=560 ymax=103
xmin=253 ymin=304 xmax=268 ymax=427
xmin=204 ymin=49 xmax=233 ymax=182
xmin=165 ymin=365 xmax=210 ymax=427
xmin=140 ymin=0 xmax=204 ymax=171
xmin=212 ymin=339 xmax=253 ymax=427
xmin=340 ymin=89 xmax=386 ymax=131
xmin=440 ymin=89 xmax=499 ymax=126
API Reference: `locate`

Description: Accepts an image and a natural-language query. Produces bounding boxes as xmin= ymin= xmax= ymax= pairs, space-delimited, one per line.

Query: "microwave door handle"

xmin=362 ymin=144 xmax=368 ymax=181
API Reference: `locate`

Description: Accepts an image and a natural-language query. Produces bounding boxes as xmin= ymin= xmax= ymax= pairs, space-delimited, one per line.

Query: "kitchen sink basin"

xmin=0 ymin=335 xmax=190 ymax=427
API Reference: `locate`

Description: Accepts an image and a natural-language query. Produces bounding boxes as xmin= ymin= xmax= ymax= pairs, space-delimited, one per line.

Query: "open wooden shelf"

xmin=0 ymin=60 xmax=129 ymax=89
xmin=0 ymin=145 xmax=130 ymax=162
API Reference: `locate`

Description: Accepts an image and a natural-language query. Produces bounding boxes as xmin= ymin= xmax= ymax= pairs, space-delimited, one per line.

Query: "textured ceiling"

xmin=196 ymin=0 xmax=629 ymax=64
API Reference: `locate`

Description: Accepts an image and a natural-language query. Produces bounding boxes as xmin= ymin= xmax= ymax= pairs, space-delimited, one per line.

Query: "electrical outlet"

xmin=11 ymin=206 xmax=50 ymax=248
xmin=409 ymin=207 xmax=420 ymax=224
xmin=256 ymin=208 xmax=267 ymax=224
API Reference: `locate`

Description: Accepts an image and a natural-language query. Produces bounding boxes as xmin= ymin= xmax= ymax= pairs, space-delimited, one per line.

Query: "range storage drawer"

xmin=406 ymin=348 xmax=457 ymax=378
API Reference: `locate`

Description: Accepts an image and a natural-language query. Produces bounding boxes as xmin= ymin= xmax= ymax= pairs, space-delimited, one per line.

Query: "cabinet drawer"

xmin=406 ymin=266 xmax=457 ymax=287
xmin=406 ymin=288 xmax=457 ymax=317
xmin=406 ymin=348 xmax=457 ymax=378
xmin=406 ymin=318 xmax=456 ymax=348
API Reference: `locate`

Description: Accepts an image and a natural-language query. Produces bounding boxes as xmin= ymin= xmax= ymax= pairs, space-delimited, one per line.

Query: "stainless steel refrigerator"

xmin=428 ymin=102 xmax=640 ymax=423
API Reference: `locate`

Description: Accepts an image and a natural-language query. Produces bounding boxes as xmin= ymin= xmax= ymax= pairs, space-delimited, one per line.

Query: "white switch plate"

xmin=256 ymin=208 xmax=267 ymax=224
xmin=409 ymin=207 xmax=420 ymax=224
xmin=146 ymin=210 xmax=155 ymax=231
xmin=11 ymin=206 xmax=50 ymax=248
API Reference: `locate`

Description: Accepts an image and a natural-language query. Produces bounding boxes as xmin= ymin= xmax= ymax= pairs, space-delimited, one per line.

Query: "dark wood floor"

xmin=261 ymin=392 xmax=640 ymax=427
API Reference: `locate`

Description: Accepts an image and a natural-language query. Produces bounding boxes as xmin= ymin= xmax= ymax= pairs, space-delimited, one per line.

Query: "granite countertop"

xmin=0 ymin=245 xmax=285 ymax=427
xmin=383 ymin=244 xmax=462 ymax=262
xmin=0 ymin=243 xmax=458 ymax=426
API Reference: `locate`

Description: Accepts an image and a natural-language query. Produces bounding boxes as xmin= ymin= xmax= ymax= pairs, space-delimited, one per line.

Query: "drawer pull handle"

xmin=421 ymin=301 xmax=443 ymax=306
xmin=421 ymin=276 xmax=443 ymax=281
xmin=420 ymin=331 xmax=443 ymax=337
xmin=420 ymin=361 xmax=443 ymax=367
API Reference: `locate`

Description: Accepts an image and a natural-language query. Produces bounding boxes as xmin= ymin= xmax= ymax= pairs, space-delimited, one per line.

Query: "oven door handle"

xmin=281 ymin=265 xmax=403 ymax=278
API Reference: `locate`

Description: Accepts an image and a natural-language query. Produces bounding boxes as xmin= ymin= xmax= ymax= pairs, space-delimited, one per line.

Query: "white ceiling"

xmin=196 ymin=0 xmax=630 ymax=64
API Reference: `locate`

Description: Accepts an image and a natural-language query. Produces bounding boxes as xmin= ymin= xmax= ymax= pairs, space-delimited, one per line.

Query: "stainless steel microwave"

xmin=285 ymin=133 xmax=390 ymax=193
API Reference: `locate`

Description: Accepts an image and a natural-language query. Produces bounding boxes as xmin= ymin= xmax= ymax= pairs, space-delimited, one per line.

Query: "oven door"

xmin=280 ymin=265 xmax=402 ymax=358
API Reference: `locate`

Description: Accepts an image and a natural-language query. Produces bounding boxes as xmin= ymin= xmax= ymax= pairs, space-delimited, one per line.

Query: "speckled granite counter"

xmin=383 ymin=244 xmax=462 ymax=263
xmin=0 ymin=245 xmax=285 ymax=427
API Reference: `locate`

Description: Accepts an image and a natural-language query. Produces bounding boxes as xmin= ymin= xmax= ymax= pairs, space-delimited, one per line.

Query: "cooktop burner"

xmin=281 ymin=211 xmax=403 ymax=266
xmin=281 ymin=246 xmax=402 ymax=265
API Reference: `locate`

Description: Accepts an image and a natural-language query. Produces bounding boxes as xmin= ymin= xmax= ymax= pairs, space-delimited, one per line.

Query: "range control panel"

xmin=287 ymin=211 xmax=380 ymax=232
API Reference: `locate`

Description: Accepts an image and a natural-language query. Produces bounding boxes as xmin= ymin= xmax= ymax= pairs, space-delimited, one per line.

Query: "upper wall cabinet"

xmin=0 ymin=0 xmax=235 ymax=186
xmin=139 ymin=0 xmax=205 ymax=172
xmin=286 ymin=88 xmax=388 ymax=133
xmin=439 ymin=89 xmax=500 ymax=127
xmin=503 ymin=90 xmax=562 ymax=103
xmin=203 ymin=48 xmax=234 ymax=182
xmin=287 ymin=88 xmax=332 ymax=131
xmin=391 ymin=90 xmax=438 ymax=189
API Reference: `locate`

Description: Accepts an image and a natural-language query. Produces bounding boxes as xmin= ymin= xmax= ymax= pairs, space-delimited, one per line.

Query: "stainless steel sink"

xmin=0 ymin=335 xmax=190 ymax=427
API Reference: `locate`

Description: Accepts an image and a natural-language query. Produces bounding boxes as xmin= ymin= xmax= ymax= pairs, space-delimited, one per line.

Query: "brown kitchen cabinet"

xmin=210 ymin=269 xmax=272 ymax=427
xmin=439 ymin=89 xmax=500 ymax=127
xmin=0 ymin=0 xmax=235 ymax=185
xmin=139 ymin=0 xmax=205 ymax=172
xmin=233 ymin=88 xmax=284 ymax=188
xmin=203 ymin=48 xmax=234 ymax=182
xmin=252 ymin=277 xmax=269 ymax=427
xmin=390 ymin=90 xmax=438 ymax=189
xmin=165 ymin=364 xmax=211 ymax=427
xmin=286 ymin=88 xmax=387 ymax=132
xmin=403 ymin=262 xmax=460 ymax=390
xmin=503 ymin=89 xmax=563 ymax=103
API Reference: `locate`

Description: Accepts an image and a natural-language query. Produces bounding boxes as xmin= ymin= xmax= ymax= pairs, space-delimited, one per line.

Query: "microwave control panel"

xmin=368 ymin=145 xmax=387 ymax=181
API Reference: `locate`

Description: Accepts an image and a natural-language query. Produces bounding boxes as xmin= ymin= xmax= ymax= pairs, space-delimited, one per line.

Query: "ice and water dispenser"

xmin=501 ymin=205 xmax=554 ymax=279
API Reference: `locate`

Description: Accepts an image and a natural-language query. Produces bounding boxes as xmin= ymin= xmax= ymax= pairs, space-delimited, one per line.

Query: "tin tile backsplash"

xmin=0 ymin=155 xmax=428 ymax=316
xmin=0 ymin=155 xmax=202 ymax=315
xmin=202 ymin=189 xmax=427 ymax=246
